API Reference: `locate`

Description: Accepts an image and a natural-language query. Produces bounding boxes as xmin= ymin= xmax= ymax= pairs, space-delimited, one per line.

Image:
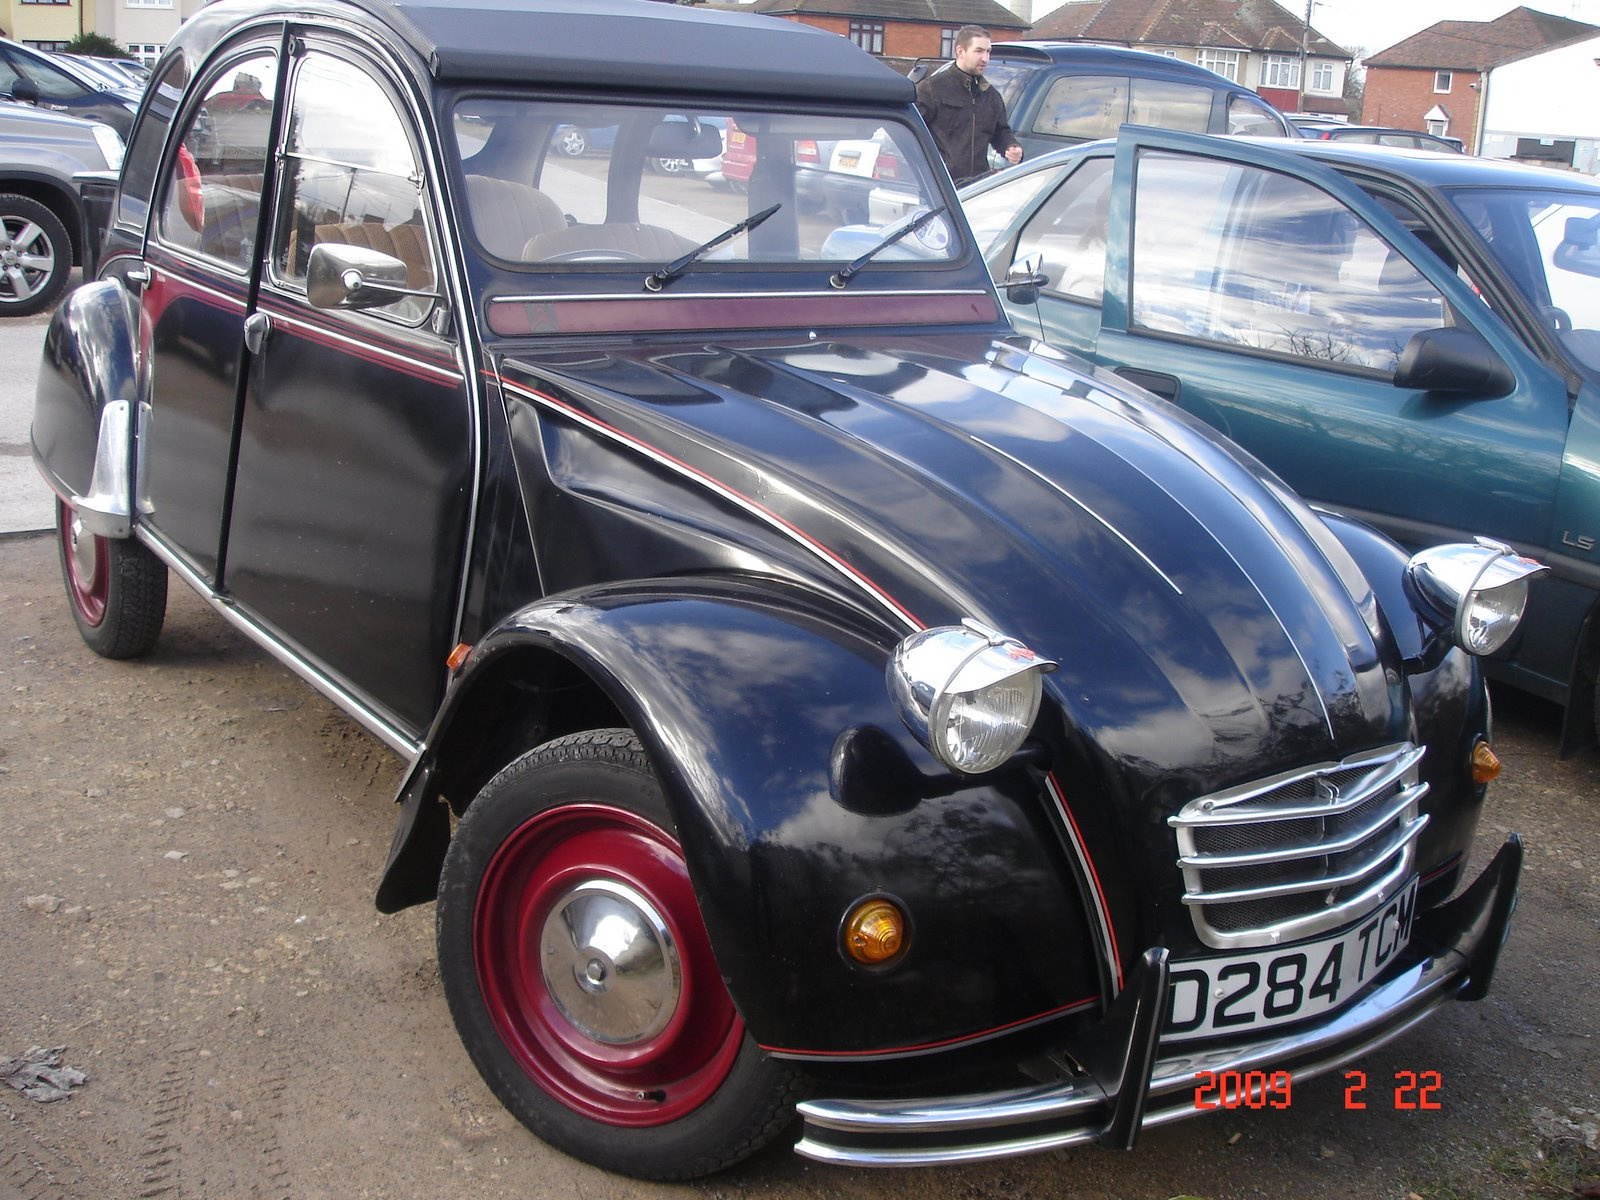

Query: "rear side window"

xmin=1227 ymin=92 xmax=1288 ymax=137
xmin=118 ymin=55 xmax=190 ymax=229
xmin=1032 ymin=74 xmax=1216 ymax=142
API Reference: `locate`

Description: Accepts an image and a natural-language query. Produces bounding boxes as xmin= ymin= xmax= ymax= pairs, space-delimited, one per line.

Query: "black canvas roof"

xmin=342 ymin=0 xmax=915 ymax=102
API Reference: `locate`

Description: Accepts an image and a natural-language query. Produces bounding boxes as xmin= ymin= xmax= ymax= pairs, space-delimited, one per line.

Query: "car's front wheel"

xmin=57 ymin=499 xmax=168 ymax=658
xmin=0 ymin=193 xmax=73 ymax=317
xmin=555 ymin=127 xmax=587 ymax=157
xmin=436 ymin=729 xmax=800 ymax=1180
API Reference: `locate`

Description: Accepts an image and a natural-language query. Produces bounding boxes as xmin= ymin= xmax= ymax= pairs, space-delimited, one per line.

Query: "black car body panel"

xmin=33 ymin=0 xmax=1528 ymax=1179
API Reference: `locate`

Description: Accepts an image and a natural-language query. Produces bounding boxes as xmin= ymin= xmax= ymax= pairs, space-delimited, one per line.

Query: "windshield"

xmin=451 ymin=98 xmax=957 ymax=270
xmin=1445 ymin=185 xmax=1600 ymax=373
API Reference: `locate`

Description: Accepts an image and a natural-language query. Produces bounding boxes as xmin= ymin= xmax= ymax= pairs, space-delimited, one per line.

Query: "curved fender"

xmin=1320 ymin=510 xmax=1489 ymax=883
xmin=383 ymin=576 xmax=1104 ymax=1059
xmin=32 ymin=279 xmax=141 ymax=536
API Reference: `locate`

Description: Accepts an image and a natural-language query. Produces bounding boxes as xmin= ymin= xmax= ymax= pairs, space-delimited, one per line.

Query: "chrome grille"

xmin=1169 ymin=743 xmax=1429 ymax=950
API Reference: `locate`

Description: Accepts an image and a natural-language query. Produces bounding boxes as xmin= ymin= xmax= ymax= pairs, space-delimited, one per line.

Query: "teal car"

xmin=965 ymin=129 xmax=1600 ymax=752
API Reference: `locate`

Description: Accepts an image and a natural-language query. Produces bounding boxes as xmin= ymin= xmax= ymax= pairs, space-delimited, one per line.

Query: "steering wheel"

xmin=1542 ymin=305 xmax=1572 ymax=333
xmin=542 ymin=249 xmax=646 ymax=263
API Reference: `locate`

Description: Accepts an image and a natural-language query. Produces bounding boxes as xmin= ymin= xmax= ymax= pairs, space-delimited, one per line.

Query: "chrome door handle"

xmin=243 ymin=311 xmax=271 ymax=355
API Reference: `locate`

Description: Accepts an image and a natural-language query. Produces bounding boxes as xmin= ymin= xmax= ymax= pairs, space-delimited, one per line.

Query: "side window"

xmin=1227 ymin=93 xmax=1288 ymax=137
xmin=118 ymin=54 xmax=190 ymax=229
xmin=157 ymin=53 xmax=276 ymax=270
xmin=1130 ymin=151 xmax=1449 ymax=372
xmin=1128 ymin=80 xmax=1212 ymax=134
xmin=1014 ymin=157 xmax=1114 ymax=303
xmin=273 ymin=50 xmax=432 ymax=323
xmin=1033 ymin=75 xmax=1129 ymax=142
xmin=963 ymin=169 xmax=1056 ymax=261
xmin=12 ymin=52 xmax=92 ymax=103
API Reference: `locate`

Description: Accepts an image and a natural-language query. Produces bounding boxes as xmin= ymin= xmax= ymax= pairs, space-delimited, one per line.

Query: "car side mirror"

xmin=7 ymin=78 xmax=40 ymax=105
xmin=306 ymin=242 xmax=438 ymax=311
xmin=648 ymin=118 xmax=723 ymax=160
xmin=1005 ymin=253 xmax=1050 ymax=305
xmin=1393 ymin=327 xmax=1513 ymax=398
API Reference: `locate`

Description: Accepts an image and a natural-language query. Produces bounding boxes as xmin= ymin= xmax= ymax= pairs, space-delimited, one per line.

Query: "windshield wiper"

xmin=644 ymin=203 xmax=781 ymax=292
xmin=829 ymin=206 xmax=947 ymax=290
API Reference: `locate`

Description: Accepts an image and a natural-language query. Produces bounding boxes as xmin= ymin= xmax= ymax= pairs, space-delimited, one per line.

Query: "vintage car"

xmin=34 ymin=0 xmax=1539 ymax=1181
xmin=961 ymin=132 xmax=1600 ymax=753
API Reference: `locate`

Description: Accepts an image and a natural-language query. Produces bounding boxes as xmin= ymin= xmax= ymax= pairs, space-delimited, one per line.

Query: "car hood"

xmin=495 ymin=333 xmax=1404 ymax=789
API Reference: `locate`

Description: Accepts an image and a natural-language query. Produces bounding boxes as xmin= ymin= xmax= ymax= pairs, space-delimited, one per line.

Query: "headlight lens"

xmin=887 ymin=620 xmax=1055 ymax=774
xmin=1407 ymin=538 xmax=1548 ymax=656
xmin=91 ymin=124 xmax=125 ymax=172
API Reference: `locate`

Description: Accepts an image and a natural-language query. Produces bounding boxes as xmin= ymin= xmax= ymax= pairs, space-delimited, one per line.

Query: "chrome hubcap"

xmin=539 ymin=878 xmax=680 ymax=1044
xmin=68 ymin=512 xmax=98 ymax=590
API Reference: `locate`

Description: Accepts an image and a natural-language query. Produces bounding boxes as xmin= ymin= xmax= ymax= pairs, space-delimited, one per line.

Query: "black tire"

xmin=436 ymin=729 xmax=802 ymax=1180
xmin=56 ymin=498 xmax=168 ymax=659
xmin=0 ymin=193 xmax=73 ymax=317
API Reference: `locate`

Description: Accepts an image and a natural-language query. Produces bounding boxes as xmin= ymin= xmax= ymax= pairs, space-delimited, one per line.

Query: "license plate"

xmin=1164 ymin=877 xmax=1418 ymax=1042
xmin=837 ymin=151 xmax=861 ymax=170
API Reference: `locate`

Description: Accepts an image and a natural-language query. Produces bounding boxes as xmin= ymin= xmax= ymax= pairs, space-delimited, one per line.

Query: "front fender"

xmin=32 ymin=279 xmax=140 ymax=535
xmin=381 ymin=575 xmax=1104 ymax=1060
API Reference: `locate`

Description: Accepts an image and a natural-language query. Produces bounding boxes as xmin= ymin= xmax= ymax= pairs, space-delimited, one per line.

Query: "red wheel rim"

xmin=59 ymin=501 xmax=109 ymax=627
xmin=473 ymin=803 xmax=743 ymax=1126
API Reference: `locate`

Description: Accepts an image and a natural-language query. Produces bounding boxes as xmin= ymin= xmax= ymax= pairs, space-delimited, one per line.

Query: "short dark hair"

xmin=955 ymin=25 xmax=990 ymax=51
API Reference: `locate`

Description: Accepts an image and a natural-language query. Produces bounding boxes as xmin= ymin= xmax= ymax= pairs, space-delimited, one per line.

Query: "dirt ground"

xmin=1 ymin=528 xmax=1597 ymax=1200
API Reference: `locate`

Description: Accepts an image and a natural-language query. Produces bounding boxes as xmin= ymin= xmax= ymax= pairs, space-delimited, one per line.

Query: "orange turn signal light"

xmin=446 ymin=642 xmax=472 ymax=672
xmin=844 ymin=899 xmax=907 ymax=965
xmin=1471 ymin=740 xmax=1501 ymax=785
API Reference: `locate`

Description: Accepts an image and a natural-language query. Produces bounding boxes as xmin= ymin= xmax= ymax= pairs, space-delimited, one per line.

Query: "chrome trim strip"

xmin=136 ymin=529 xmax=422 ymax=760
xmin=1170 ymin=748 xmax=1426 ymax=825
xmin=264 ymin=307 xmax=465 ymax=385
xmin=795 ymin=949 xmax=1465 ymax=1167
xmin=1169 ymin=743 xmax=1425 ymax=822
xmin=72 ymin=400 xmax=133 ymax=538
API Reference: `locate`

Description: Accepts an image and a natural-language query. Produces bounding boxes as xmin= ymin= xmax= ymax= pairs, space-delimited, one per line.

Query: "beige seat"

xmin=312 ymin=220 xmax=434 ymax=289
xmin=522 ymin=222 xmax=696 ymax=262
xmin=465 ymin=175 xmax=567 ymax=261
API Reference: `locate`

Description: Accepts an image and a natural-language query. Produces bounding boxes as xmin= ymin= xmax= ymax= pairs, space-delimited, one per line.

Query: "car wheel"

xmin=56 ymin=498 xmax=168 ymax=658
xmin=652 ymin=156 xmax=691 ymax=175
xmin=0 ymin=193 xmax=73 ymax=317
xmin=436 ymin=729 xmax=802 ymax=1180
xmin=556 ymin=128 xmax=587 ymax=157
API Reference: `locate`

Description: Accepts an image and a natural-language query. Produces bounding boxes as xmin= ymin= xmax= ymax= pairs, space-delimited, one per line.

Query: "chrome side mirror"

xmin=1005 ymin=252 xmax=1050 ymax=305
xmin=306 ymin=242 xmax=438 ymax=310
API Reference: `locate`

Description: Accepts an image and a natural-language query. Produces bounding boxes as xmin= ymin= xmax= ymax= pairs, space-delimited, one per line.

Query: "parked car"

xmin=0 ymin=36 xmax=140 ymax=137
xmin=549 ymin=122 xmax=615 ymax=158
xmin=964 ymin=129 xmax=1600 ymax=749
xmin=913 ymin=41 xmax=1291 ymax=172
xmin=36 ymin=0 xmax=1536 ymax=1181
xmin=0 ymin=99 xmax=123 ymax=314
xmin=59 ymin=53 xmax=150 ymax=93
xmin=1294 ymin=120 xmax=1465 ymax=153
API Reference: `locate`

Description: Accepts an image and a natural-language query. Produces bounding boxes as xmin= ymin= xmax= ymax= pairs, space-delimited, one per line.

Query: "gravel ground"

xmin=2 ymin=529 xmax=1597 ymax=1200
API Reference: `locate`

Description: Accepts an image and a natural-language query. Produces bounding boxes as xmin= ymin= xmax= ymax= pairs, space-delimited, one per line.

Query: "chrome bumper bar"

xmin=795 ymin=835 xmax=1522 ymax=1168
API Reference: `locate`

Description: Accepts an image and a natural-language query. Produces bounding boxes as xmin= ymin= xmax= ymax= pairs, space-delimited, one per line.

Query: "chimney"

xmin=1002 ymin=0 xmax=1034 ymax=22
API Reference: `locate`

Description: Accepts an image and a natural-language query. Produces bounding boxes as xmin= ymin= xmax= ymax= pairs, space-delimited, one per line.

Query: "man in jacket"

xmin=915 ymin=26 xmax=1023 ymax=186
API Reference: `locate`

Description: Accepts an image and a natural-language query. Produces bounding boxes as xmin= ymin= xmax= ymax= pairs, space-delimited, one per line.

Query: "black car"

xmin=0 ymin=36 xmax=140 ymax=138
xmin=34 ymin=0 xmax=1537 ymax=1181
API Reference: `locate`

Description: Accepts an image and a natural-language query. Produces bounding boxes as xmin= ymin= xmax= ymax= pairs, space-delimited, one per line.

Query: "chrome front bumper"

xmin=795 ymin=835 xmax=1521 ymax=1168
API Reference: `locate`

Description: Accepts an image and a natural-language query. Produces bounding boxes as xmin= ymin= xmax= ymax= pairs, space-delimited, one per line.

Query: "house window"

xmin=1426 ymin=118 xmax=1448 ymax=136
xmin=1311 ymin=60 xmax=1335 ymax=92
xmin=849 ymin=20 xmax=885 ymax=56
xmin=940 ymin=27 xmax=958 ymax=58
xmin=1196 ymin=48 xmax=1241 ymax=82
xmin=1434 ymin=70 xmax=1452 ymax=92
xmin=1260 ymin=54 xmax=1300 ymax=88
xmin=127 ymin=43 xmax=164 ymax=66
xmin=19 ymin=1 xmax=70 ymax=6
xmin=126 ymin=0 xmax=174 ymax=6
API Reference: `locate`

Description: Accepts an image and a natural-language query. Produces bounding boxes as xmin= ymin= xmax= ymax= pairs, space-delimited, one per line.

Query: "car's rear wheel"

xmin=436 ymin=729 xmax=800 ymax=1180
xmin=555 ymin=127 xmax=587 ymax=157
xmin=0 ymin=193 xmax=73 ymax=317
xmin=56 ymin=498 xmax=168 ymax=659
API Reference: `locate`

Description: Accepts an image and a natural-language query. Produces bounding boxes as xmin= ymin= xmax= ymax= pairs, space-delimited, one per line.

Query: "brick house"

xmin=736 ymin=0 xmax=1031 ymax=72
xmin=1028 ymin=0 xmax=1351 ymax=115
xmin=1362 ymin=7 xmax=1600 ymax=165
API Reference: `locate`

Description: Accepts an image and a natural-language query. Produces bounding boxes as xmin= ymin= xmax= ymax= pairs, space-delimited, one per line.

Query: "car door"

xmin=222 ymin=38 xmax=473 ymax=739
xmin=1012 ymin=128 xmax=1572 ymax=558
xmin=139 ymin=39 xmax=283 ymax=583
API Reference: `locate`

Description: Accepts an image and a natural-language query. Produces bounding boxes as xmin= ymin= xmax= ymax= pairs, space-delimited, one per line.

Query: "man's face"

xmin=955 ymin=37 xmax=992 ymax=75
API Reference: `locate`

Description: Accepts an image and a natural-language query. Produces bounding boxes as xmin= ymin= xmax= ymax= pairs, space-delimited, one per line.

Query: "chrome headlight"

xmin=1407 ymin=538 xmax=1548 ymax=656
xmin=887 ymin=620 xmax=1056 ymax=774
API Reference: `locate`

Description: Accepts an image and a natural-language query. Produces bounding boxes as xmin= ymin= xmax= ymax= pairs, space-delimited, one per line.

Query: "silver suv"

xmin=0 ymin=99 xmax=123 ymax=315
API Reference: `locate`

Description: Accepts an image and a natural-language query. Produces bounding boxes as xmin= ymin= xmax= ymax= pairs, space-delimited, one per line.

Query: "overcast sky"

xmin=1028 ymin=0 xmax=1600 ymax=60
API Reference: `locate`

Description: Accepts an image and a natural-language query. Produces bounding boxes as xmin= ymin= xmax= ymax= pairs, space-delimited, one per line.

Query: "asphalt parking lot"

xmin=0 ymin=283 xmax=64 ymax=537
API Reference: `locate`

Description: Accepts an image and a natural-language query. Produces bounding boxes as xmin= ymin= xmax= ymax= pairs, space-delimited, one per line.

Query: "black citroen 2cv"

xmin=33 ymin=0 xmax=1540 ymax=1180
